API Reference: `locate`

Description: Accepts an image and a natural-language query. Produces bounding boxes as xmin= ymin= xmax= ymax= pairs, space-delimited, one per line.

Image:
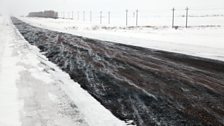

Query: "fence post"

xmin=100 ymin=11 xmax=103 ymax=24
xmin=126 ymin=9 xmax=128 ymax=26
xmin=185 ymin=7 xmax=189 ymax=28
xmin=172 ymin=8 xmax=175 ymax=28
xmin=136 ymin=9 xmax=139 ymax=26
xmin=108 ymin=11 xmax=111 ymax=24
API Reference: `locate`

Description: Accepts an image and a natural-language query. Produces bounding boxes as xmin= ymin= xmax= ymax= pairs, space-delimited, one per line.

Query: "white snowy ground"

xmin=0 ymin=16 xmax=130 ymax=126
xmin=20 ymin=17 xmax=224 ymax=62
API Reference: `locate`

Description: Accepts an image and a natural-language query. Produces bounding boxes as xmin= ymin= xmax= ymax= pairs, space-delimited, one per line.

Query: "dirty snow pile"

xmin=0 ymin=16 xmax=129 ymax=126
xmin=20 ymin=17 xmax=224 ymax=62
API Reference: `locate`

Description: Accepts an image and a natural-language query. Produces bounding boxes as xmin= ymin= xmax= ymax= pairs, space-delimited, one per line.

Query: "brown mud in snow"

xmin=12 ymin=17 xmax=224 ymax=126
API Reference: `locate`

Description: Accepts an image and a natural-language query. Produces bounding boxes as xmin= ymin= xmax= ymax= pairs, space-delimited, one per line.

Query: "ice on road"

xmin=0 ymin=16 xmax=128 ymax=126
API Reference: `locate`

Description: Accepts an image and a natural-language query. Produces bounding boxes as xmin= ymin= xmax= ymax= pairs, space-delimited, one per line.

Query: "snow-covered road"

xmin=0 ymin=16 xmax=128 ymax=126
xmin=20 ymin=17 xmax=224 ymax=62
xmin=12 ymin=17 xmax=224 ymax=126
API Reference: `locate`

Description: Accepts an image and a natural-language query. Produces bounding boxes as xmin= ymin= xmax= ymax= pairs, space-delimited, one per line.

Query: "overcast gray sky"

xmin=1 ymin=0 xmax=224 ymax=15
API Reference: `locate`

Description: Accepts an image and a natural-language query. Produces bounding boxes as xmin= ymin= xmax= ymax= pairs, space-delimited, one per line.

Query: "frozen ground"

xmin=19 ymin=17 xmax=224 ymax=62
xmin=0 ymin=16 xmax=129 ymax=126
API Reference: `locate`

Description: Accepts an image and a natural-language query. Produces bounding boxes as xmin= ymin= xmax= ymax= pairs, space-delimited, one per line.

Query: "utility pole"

xmin=63 ymin=12 xmax=65 ymax=19
xmin=108 ymin=11 xmax=111 ymax=24
xmin=100 ymin=11 xmax=103 ymax=24
xmin=90 ymin=11 xmax=92 ymax=23
xmin=77 ymin=11 xmax=80 ymax=21
xmin=136 ymin=9 xmax=139 ymax=26
xmin=61 ymin=12 xmax=63 ymax=19
xmin=72 ymin=11 xmax=74 ymax=19
xmin=185 ymin=7 xmax=189 ymax=28
xmin=172 ymin=8 xmax=175 ymax=28
xmin=83 ymin=11 xmax=85 ymax=22
xmin=126 ymin=9 xmax=128 ymax=26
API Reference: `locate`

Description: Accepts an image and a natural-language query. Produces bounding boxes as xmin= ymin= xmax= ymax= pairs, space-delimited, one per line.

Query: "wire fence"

xmin=58 ymin=8 xmax=224 ymax=28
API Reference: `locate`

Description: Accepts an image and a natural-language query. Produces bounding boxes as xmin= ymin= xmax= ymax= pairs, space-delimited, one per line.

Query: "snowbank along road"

xmin=12 ymin=17 xmax=224 ymax=126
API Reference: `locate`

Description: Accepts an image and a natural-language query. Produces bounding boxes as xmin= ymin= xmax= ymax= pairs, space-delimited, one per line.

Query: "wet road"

xmin=12 ymin=17 xmax=224 ymax=126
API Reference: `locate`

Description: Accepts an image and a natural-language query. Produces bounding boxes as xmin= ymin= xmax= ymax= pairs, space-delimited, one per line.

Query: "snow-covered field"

xmin=0 ymin=16 xmax=129 ymax=126
xmin=57 ymin=9 xmax=224 ymax=27
xmin=20 ymin=16 xmax=224 ymax=62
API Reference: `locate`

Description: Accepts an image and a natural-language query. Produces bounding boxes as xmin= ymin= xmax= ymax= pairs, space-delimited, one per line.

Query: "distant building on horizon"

xmin=28 ymin=10 xmax=58 ymax=19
